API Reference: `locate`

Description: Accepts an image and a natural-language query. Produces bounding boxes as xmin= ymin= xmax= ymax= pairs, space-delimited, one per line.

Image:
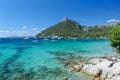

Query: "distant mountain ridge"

xmin=36 ymin=17 xmax=119 ymax=38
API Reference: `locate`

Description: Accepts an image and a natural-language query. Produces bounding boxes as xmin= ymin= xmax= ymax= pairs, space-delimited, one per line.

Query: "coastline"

xmin=63 ymin=55 xmax=120 ymax=80
xmin=35 ymin=37 xmax=108 ymax=40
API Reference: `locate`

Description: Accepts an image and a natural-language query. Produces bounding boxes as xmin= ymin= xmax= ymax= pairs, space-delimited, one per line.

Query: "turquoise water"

xmin=0 ymin=38 xmax=115 ymax=80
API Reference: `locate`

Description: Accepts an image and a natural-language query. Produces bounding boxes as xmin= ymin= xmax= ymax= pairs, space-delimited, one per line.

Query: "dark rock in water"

xmin=37 ymin=66 xmax=48 ymax=71
xmin=54 ymin=57 xmax=66 ymax=62
xmin=66 ymin=55 xmax=75 ymax=59
xmin=23 ymin=71 xmax=35 ymax=80
xmin=7 ymin=67 xmax=36 ymax=80
xmin=1 ymin=69 xmax=9 ymax=75
xmin=0 ymin=53 xmax=2 ymax=56
xmin=2 ymin=47 xmax=25 ymax=70
xmin=0 ymin=47 xmax=26 ymax=80
xmin=0 ymin=62 xmax=76 ymax=80
xmin=15 ymin=42 xmax=42 ymax=46
xmin=48 ymin=51 xmax=74 ymax=56
xmin=63 ymin=77 xmax=68 ymax=80
xmin=3 ymin=60 xmax=11 ymax=66
xmin=36 ymin=66 xmax=71 ymax=79
xmin=76 ymin=50 xmax=90 ymax=53
xmin=14 ymin=46 xmax=31 ymax=53
xmin=0 ymin=47 xmax=6 ymax=49
xmin=3 ymin=54 xmax=20 ymax=67
xmin=64 ymin=62 xmax=70 ymax=67
xmin=11 ymin=65 xmax=24 ymax=73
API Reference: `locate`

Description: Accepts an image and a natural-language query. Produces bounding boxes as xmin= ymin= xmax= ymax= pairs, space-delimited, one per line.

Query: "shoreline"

xmin=63 ymin=55 xmax=120 ymax=80
xmin=35 ymin=37 xmax=108 ymax=39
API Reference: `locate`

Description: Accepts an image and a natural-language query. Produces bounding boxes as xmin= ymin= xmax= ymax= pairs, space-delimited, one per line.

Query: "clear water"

xmin=0 ymin=38 xmax=116 ymax=80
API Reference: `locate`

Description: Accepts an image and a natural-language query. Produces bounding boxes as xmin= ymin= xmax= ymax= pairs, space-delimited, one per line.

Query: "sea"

xmin=0 ymin=38 xmax=117 ymax=80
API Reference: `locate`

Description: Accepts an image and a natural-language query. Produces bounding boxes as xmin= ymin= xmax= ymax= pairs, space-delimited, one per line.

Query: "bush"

xmin=108 ymin=24 xmax=120 ymax=53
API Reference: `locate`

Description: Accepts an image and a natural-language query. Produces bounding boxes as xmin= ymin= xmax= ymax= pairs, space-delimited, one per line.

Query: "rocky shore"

xmin=65 ymin=56 xmax=120 ymax=80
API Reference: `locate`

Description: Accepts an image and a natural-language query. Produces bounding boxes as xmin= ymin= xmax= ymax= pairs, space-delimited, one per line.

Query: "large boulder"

xmin=110 ymin=75 xmax=120 ymax=80
xmin=88 ymin=58 xmax=101 ymax=64
xmin=82 ymin=64 xmax=100 ymax=76
xmin=112 ymin=62 xmax=120 ymax=75
xmin=96 ymin=59 xmax=113 ymax=69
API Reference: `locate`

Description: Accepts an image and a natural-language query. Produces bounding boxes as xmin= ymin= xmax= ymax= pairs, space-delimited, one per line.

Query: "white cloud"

xmin=35 ymin=28 xmax=46 ymax=33
xmin=0 ymin=30 xmax=10 ymax=33
xmin=11 ymin=30 xmax=28 ymax=33
xmin=106 ymin=19 xmax=119 ymax=23
xmin=0 ymin=30 xmax=30 ymax=37
xmin=32 ymin=28 xmax=37 ymax=31
xmin=0 ymin=30 xmax=29 ymax=34
xmin=22 ymin=26 xmax=27 ymax=29
xmin=36 ymin=31 xmax=40 ymax=33
xmin=41 ymin=28 xmax=46 ymax=30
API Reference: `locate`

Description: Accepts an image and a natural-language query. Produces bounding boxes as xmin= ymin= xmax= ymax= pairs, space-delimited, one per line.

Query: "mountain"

xmin=36 ymin=17 xmax=84 ymax=37
xmin=36 ymin=18 xmax=112 ymax=38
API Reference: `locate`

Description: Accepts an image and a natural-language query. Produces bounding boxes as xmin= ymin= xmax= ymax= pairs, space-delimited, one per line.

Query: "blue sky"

xmin=0 ymin=0 xmax=120 ymax=37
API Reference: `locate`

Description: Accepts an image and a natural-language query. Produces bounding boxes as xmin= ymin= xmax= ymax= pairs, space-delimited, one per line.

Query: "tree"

xmin=108 ymin=24 xmax=120 ymax=53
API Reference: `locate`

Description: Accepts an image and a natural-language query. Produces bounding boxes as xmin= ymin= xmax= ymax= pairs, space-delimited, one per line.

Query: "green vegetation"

xmin=36 ymin=18 xmax=112 ymax=38
xmin=82 ymin=25 xmax=111 ymax=37
xmin=36 ymin=21 xmax=83 ymax=37
xmin=108 ymin=24 xmax=120 ymax=53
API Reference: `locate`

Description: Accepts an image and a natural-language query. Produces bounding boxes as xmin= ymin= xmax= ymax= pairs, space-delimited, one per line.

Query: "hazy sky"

xmin=0 ymin=0 xmax=120 ymax=37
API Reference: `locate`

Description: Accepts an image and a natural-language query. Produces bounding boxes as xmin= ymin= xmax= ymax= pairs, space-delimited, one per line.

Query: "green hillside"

xmin=83 ymin=25 xmax=111 ymax=37
xmin=36 ymin=18 xmax=112 ymax=38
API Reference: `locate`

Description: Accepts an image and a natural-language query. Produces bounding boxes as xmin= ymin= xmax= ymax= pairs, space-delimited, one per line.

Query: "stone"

xmin=93 ymin=77 xmax=101 ymax=80
xmin=100 ymin=71 xmax=108 ymax=80
xmin=88 ymin=58 xmax=101 ymax=64
xmin=74 ymin=64 xmax=84 ymax=72
xmin=110 ymin=75 xmax=120 ymax=80
xmin=112 ymin=62 xmax=120 ymax=75
xmin=82 ymin=64 xmax=100 ymax=76
xmin=96 ymin=59 xmax=113 ymax=69
xmin=95 ymin=69 xmax=102 ymax=77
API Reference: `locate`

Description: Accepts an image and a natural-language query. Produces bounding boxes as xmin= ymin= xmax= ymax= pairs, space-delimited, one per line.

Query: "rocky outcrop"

xmin=67 ymin=56 xmax=120 ymax=80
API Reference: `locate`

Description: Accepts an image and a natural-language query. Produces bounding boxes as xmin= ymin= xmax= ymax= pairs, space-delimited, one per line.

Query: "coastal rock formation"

xmin=68 ymin=56 xmax=120 ymax=80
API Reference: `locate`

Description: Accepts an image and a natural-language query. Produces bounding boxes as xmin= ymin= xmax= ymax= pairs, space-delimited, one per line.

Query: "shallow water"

xmin=0 ymin=38 xmax=116 ymax=80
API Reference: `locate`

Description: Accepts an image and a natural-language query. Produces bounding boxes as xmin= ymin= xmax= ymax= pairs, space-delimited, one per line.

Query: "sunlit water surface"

xmin=0 ymin=38 xmax=116 ymax=80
